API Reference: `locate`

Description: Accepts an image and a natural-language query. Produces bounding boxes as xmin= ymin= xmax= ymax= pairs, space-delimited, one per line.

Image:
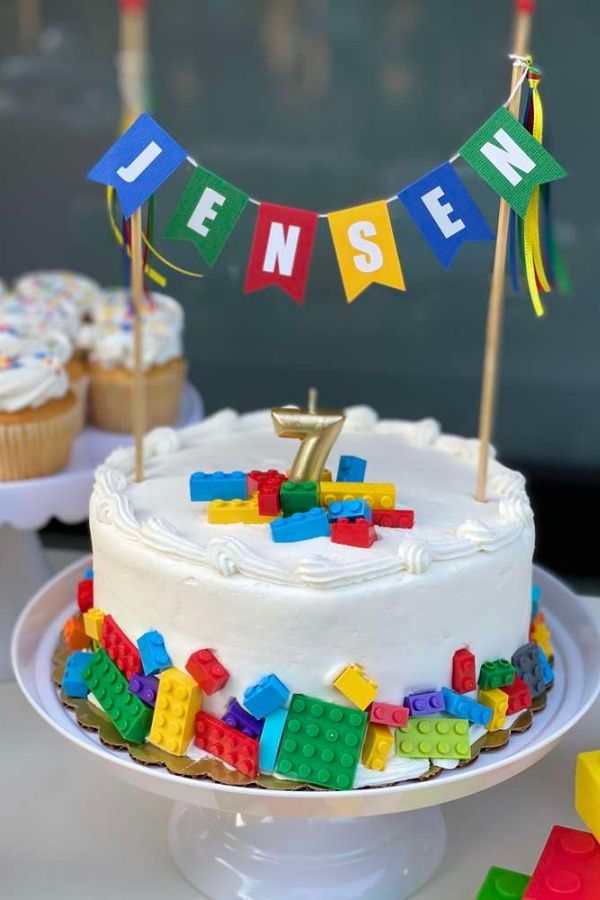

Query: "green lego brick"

xmin=395 ymin=717 xmax=471 ymax=759
xmin=280 ymin=481 xmax=319 ymax=517
xmin=275 ymin=694 xmax=367 ymax=790
xmin=82 ymin=648 xmax=153 ymax=744
xmin=478 ymin=659 xmax=517 ymax=690
xmin=476 ymin=866 xmax=530 ymax=899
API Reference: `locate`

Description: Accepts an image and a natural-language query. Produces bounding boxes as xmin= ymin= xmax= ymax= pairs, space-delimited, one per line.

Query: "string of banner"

xmin=89 ymin=55 xmax=568 ymax=316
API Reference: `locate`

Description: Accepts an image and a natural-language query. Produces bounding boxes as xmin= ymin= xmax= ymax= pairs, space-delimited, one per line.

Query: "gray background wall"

xmin=0 ymin=0 xmax=594 ymax=470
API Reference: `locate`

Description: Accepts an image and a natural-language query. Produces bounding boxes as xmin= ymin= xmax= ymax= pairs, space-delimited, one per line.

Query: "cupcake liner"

xmin=88 ymin=358 xmax=187 ymax=433
xmin=0 ymin=393 xmax=79 ymax=481
xmin=69 ymin=371 xmax=90 ymax=432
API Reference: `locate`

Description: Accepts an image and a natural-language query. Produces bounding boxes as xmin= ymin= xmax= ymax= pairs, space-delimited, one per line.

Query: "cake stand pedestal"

xmin=12 ymin=561 xmax=600 ymax=900
xmin=0 ymin=383 xmax=203 ymax=681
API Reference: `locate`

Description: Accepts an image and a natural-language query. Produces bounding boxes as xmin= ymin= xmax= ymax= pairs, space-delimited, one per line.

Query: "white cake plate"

xmin=0 ymin=383 xmax=203 ymax=681
xmin=12 ymin=559 xmax=600 ymax=900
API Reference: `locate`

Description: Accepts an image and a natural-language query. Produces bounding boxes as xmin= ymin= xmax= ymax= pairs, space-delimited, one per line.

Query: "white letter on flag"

xmin=421 ymin=186 xmax=465 ymax=238
xmin=480 ymin=128 xmax=535 ymax=186
xmin=348 ymin=221 xmax=383 ymax=273
xmin=116 ymin=141 xmax=163 ymax=183
xmin=187 ymin=187 xmax=226 ymax=238
xmin=263 ymin=223 xmax=300 ymax=276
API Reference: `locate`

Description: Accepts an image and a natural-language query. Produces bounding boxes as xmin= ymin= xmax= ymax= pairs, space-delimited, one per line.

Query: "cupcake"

xmin=87 ymin=308 xmax=186 ymax=433
xmin=92 ymin=288 xmax=184 ymax=330
xmin=0 ymin=348 xmax=79 ymax=481
xmin=14 ymin=270 xmax=102 ymax=323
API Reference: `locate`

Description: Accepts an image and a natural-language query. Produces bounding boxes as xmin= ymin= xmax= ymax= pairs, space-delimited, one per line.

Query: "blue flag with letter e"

xmin=87 ymin=114 xmax=187 ymax=219
xmin=398 ymin=162 xmax=493 ymax=268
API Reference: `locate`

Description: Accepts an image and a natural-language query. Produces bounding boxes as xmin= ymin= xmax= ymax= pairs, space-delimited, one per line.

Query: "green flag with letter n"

xmin=164 ymin=166 xmax=249 ymax=266
xmin=459 ymin=107 xmax=566 ymax=217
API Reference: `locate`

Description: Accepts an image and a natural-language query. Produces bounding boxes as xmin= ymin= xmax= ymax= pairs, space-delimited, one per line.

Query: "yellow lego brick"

xmin=83 ymin=608 xmax=105 ymax=642
xmin=207 ymin=496 xmax=278 ymax=525
xmin=531 ymin=620 xmax=554 ymax=658
xmin=319 ymin=482 xmax=395 ymax=510
xmin=333 ymin=664 xmax=379 ymax=710
xmin=575 ymin=751 xmax=600 ymax=842
xmin=478 ymin=688 xmax=508 ymax=731
xmin=361 ymin=723 xmax=393 ymax=771
xmin=148 ymin=667 xmax=202 ymax=756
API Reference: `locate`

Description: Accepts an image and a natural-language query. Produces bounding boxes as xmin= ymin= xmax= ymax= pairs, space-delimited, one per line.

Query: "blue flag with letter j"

xmin=398 ymin=162 xmax=493 ymax=268
xmin=87 ymin=113 xmax=187 ymax=219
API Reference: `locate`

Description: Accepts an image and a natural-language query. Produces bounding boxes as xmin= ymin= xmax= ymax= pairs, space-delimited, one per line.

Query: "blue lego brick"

xmin=327 ymin=499 xmax=372 ymax=523
xmin=531 ymin=584 xmax=541 ymax=620
xmin=137 ymin=630 xmax=172 ymax=676
xmin=537 ymin=647 xmax=554 ymax=686
xmin=404 ymin=690 xmax=445 ymax=716
xmin=259 ymin=707 xmax=288 ymax=774
xmin=336 ymin=455 xmax=367 ymax=483
xmin=189 ymin=471 xmax=248 ymax=502
xmin=84 ymin=568 xmax=94 ymax=580
xmin=243 ymin=674 xmax=290 ymax=719
xmin=441 ymin=687 xmax=493 ymax=727
xmin=270 ymin=508 xmax=330 ymax=543
xmin=62 ymin=651 xmax=92 ymax=698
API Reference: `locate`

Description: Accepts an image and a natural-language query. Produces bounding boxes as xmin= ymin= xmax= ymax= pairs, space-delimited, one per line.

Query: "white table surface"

xmin=2 ymin=550 xmax=598 ymax=899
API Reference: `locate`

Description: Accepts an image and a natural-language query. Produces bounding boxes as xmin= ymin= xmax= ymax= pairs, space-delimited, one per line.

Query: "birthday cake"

xmin=57 ymin=405 xmax=554 ymax=791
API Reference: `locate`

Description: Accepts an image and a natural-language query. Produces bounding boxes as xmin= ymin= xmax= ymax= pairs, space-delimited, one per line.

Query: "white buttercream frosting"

xmin=14 ymin=270 xmax=102 ymax=318
xmin=90 ymin=407 xmax=535 ymax=787
xmin=88 ymin=317 xmax=183 ymax=371
xmin=0 ymin=291 xmax=79 ymax=343
xmin=0 ymin=326 xmax=72 ymax=365
xmin=0 ymin=350 xmax=69 ymax=412
xmin=92 ymin=288 xmax=184 ymax=329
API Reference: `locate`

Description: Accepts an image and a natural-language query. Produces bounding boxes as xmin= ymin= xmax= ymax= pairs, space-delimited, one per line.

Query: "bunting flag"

xmin=328 ymin=201 xmax=406 ymax=303
xmin=88 ymin=113 xmax=186 ymax=218
xmin=243 ymin=203 xmax=318 ymax=304
xmin=459 ymin=106 xmax=566 ymax=218
xmin=398 ymin=163 xmax=494 ymax=268
xmin=164 ymin=166 xmax=248 ymax=267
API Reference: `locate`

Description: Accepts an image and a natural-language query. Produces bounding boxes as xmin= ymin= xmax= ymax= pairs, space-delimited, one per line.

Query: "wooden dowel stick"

xmin=130 ymin=208 xmax=145 ymax=482
xmin=475 ymin=6 xmax=533 ymax=502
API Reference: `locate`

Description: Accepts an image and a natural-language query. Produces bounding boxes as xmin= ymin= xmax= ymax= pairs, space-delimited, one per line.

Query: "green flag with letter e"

xmin=459 ymin=107 xmax=566 ymax=217
xmin=164 ymin=166 xmax=249 ymax=266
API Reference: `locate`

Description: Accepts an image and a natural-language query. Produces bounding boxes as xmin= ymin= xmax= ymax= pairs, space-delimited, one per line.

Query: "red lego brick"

xmin=247 ymin=470 xmax=286 ymax=495
xmin=195 ymin=711 xmax=259 ymax=777
xmin=257 ymin=481 xmax=282 ymax=517
xmin=185 ymin=649 xmax=230 ymax=695
xmin=525 ymin=825 xmax=600 ymax=899
xmin=77 ymin=579 xmax=94 ymax=614
xmin=100 ymin=614 xmax=142 ymax=681
xmin=501 ymin=674 xmax=533 ymax=715
xmin=452 ymin=648 xmax=476 ymax=694
xmin=369 ymin=702 xmax=409 ymax=728
xmin=331 ymin=517 xmax=377 ymax=548
xmin=372 ymin=509 xmax=414 ymax=529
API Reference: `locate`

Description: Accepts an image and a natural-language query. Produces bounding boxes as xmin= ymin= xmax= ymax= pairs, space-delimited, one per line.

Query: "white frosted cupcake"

xmin=14 ymin=270 xmax=102 ymax=322
xmin=87 ymin=311 xmax=186 ymax=433
xmin=0 ymin=290 xmax=81 ymax=345
xmin=93 ymin=288 xmax=184 ymax=328
xmin=0 ymin=348 xmax=79 ymax=481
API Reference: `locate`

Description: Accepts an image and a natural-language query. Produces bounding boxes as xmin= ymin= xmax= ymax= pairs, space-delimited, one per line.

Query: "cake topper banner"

xmin=88 ymin=58 xmax=567 ymax=310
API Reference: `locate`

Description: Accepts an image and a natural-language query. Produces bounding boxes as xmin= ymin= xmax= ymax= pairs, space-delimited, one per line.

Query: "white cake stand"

xmin=0 ymin=383 xmax=203 ymax=680
xmin=12 ymin=560 xmax=600 ymax=900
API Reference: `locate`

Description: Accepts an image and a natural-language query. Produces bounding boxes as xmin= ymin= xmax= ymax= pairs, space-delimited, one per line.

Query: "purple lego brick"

xmin=128 ymin=672 xmax=160 ymax=707
xmin=404 ymin=690 xmax=445 ymax=716
xmin=223 ymin=698 xmax=264 ymax=738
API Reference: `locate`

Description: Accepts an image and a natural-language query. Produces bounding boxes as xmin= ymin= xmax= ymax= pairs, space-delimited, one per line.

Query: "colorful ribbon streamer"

xmin=522 ymin=67 xmax=551 ymax=316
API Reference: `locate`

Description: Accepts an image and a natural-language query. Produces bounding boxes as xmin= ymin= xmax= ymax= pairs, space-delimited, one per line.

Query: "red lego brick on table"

xmin=370 ymin=701 xmax=409 ymax=728
xmin=525 ymin=825 xmax=600 ymax=898
xmin=247 ymin=470 xmax=286 ymax=495
xmin=371 ymin=509 xmax=414 ymax=529
xmin=77 ymin=579 xmax=94 ymax=614
xmin=331 ymin=517 xmax=377 ymax=548
xmin=257 ymin=482 xmax=282 ymax=517
xmin=100 ymin=614 xmax=142 ymax=681
xmin=452 ymin=648 xmax=477 ymax=694
xmin=195 ymin=711 xmax=259 ymax=778
xmin=185 ymin=649 xmax=230 ymax=695
xmin=502 ymin=674 xmax=532 ymax=715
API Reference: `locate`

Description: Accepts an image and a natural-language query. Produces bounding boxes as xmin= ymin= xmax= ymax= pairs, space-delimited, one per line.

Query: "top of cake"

xmin=93 ymin=406 xmax=533 ymax=590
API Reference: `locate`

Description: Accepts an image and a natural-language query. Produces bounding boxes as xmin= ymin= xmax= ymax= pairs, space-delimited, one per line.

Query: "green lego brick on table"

xmin=476 ymin=866 xmax=530 ymax=899
xmin=280 ymin=481 xmax=319 ymax=516
xmin=275 ymin=694 xmax=368 ymax=790
xmin=82 ymin=648 xmax=153 ymax=744
xmin=395 ymin=717 xmax=471 ymax=759
xmin=478 ymin=659 xmax=517 ymax=690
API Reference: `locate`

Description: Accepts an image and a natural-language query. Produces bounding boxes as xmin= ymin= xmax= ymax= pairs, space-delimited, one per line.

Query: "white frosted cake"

xmin=68 ymin=406 xmax=551 ymax=790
